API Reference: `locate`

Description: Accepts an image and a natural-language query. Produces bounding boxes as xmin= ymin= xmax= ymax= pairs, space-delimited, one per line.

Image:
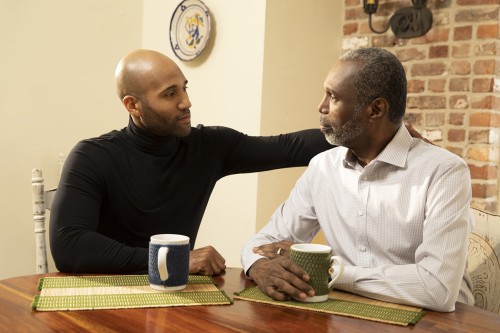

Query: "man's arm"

xmin=49 ymin=143 xmax=149 ymax=273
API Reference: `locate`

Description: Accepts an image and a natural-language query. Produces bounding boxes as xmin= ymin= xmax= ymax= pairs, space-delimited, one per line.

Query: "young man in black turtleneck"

xmin=49 ymin=49 xmax=333 ymax=275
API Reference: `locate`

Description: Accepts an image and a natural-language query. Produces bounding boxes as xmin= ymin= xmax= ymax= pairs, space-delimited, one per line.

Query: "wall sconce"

xmin=363 ymin=0 xmax=433 ymax=38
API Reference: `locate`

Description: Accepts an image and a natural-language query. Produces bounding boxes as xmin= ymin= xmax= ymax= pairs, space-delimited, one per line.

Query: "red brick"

xmin=448 ymin=129 xmax=466 ymax=142
xmin=343 ymin=23 xmax=358 ymax=35
xmin=429 ymin=45 xmax=449 ymax=58
xmin=450 ymin=113 xmax=465 ymax=126
xmin=396 ymin=48 xmax=425 ymax=62
xmin=426 ymin=113 xmax=445 ymax=127
xmin=452 ymin=44 xmax=471 ymax=58
xmin=450 ymin=95 xmax=469 ymax=109
xmin=407 ymin=80 xmax=425 ymax=93
xmin=449 ymin=78 xmax=470 ymax=91
xmin=407 ymin=96 xmax=446 ymax=109
xmin=453 ymin=26 xmax=472 ymax=41
xmin=446 ymin=146 xmax=464 ymax=157
xmin=468 ymin=147 xmax=491 ymax=162
xmin=475 ymin=42 xmax=499 ymax=56
xmin=345 ymin=7 xmax=365 ymax=20
xmin=477 ymin=24 xmax=499 ymax=39
xmin=470 ymin=112 xmax=491 ymax=126
xmin=411 ymin=28 xmax=450 ymax=44
xmin=472 ymin=78 xmax=494 ymax=92
xmin=456 ymin=8 xmax=500 ymax=23
xmin=471 ymin=95 xmax=493 ymax=109
xmin=491 ymin=113 xmax=500 ymax=127
xmin=469 ymin=130 xmax=491 ymax=144
xmin=471 ymin=183 xmax=497 ymax=197
xmin=474 ymin=59 xmax=496 ymax=74
xmin=411 ymin=62 xmax=446 ymax=76
xmin=450 ymin=61 xmax=470 ymax=75
xmin=428 ymin=79 xmax=446 ymax=92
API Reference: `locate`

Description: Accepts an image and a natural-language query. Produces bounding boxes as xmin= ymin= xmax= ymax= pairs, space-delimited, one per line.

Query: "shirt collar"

xmin=343 ymin=125 xmax=412 ymax=169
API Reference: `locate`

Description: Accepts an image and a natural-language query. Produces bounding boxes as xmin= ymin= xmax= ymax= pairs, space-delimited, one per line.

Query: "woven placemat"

xmin=234 ymin=286 xmax=425 ymax=326
xmin=32 ymin=275 xmax=232 ymax=311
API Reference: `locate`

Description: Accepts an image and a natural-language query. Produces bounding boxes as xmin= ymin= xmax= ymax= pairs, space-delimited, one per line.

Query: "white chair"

xmin=31 ymin=169 xmax=57 ymax=274
xmin=468 ymin=207 xmax=500 ymax=314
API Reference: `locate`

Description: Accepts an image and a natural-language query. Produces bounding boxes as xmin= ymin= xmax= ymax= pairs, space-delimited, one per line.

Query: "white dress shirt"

xmin=241 ymin=125 xmax=475 ymax=312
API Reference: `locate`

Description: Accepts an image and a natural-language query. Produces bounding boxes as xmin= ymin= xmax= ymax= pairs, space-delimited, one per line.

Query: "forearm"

xmin=50 ymin=227 xmax=148 ymax=273
xmin=335 ymin=263 xmax=461 ymax=312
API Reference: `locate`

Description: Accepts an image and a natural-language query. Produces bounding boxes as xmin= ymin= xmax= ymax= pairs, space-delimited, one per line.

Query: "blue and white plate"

xmin=170 ymin=0 xmax=211 ymax=61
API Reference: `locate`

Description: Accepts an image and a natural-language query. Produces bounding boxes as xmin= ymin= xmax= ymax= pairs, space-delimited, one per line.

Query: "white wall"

xmin=142 ymin=0 xmax=267 ymax=268
xmin=0 ymin=0 xmax=142 ymax=279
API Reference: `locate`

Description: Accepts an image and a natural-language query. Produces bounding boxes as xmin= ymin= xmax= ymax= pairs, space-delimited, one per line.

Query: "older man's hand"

xmin=252 ymin=240 xmax=295 ymax=259
xmin=189 ymin=246 xmax=226 ymax=276
xmin=248 ymin=257 xmax=314 ymax=301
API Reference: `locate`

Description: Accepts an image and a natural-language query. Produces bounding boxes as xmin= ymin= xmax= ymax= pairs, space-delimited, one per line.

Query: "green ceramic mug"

xmin=290 ymin=243 xmax=345 ymax=302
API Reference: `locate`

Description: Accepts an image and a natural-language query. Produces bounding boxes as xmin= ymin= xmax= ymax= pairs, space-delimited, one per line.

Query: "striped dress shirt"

xmin=241 ymin=125 xmax=475 ymax=312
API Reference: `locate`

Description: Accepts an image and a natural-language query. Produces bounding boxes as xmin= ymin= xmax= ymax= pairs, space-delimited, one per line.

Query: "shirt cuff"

xmin=332 ymin=265 xmax=356 ymax=291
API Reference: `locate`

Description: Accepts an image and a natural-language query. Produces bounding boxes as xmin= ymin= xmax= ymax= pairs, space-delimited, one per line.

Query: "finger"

xmin=263 ymin=285 xmax=290 ymax=301
xmin=273 ymin=269 xmax=314 ymax=299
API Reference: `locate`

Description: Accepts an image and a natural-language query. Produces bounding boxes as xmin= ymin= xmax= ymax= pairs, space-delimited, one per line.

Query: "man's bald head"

xmin=114 ymin=49 xmax=181 ymax=101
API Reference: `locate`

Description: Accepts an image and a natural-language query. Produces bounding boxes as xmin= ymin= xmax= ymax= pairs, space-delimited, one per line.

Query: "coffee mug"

xmin=290 ymin=243 xmax=345 ymax=302
xmin=148 ymin=234 xmax=190 ymax=291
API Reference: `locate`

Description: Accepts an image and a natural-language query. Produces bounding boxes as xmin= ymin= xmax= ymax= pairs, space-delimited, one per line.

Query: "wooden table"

xmin=1 ymin=268 xmax=499 ymax=332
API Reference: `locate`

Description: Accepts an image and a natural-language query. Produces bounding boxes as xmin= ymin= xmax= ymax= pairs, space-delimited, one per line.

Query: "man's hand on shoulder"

xmin=189 ymin=246 xmax=226 ymax=276
xmin=248 ymin=257 xmax=314 ymax=301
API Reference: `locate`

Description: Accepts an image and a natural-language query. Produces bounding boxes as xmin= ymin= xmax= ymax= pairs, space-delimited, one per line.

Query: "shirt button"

xmin=360 ymin=246 xmax=367 ymax=252
xmin=358 ymin=210 xmax=364 ymax=216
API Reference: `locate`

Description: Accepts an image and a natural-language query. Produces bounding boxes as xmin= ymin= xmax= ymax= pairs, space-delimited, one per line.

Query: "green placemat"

xmin=32 ymin=275 xmax=232 ymax=311
xmin=234 ymin=286 xmax=425 ymax=326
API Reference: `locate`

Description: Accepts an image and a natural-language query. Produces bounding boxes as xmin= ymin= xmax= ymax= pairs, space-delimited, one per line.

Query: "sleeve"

xmin=334 ymin=161 xmax=473 ymax=312
xmin=49 ymin=141 xmax=148 ymax=274
xmin=212 ymin=127 xmax=333 ymax=177
xmin=241 ymin=166 xmax=321 ymax=273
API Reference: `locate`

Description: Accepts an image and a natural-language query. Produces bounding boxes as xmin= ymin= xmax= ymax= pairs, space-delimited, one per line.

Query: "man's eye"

xmin=183 ymin=86 xmax=189 ymax=92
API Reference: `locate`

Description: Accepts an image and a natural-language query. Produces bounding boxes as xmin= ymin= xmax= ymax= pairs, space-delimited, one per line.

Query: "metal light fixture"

xmin=363 ymin=0 xmax=433 ymax=38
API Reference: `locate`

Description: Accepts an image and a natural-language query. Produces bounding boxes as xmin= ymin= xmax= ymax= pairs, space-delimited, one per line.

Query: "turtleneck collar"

xmin=123 ymin=117 xmax=180 ymax=156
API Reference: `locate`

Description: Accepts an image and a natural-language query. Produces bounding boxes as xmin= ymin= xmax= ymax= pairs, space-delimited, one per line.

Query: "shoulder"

xmin=69 ymin=129 xmax=125 ymax=160
xmin=411 ymin=139 xmax=467 ymax=167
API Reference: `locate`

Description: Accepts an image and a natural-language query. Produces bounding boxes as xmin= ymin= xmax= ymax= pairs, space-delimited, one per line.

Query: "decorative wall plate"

xmin=170 ymin=0 xmax=211 ymax=61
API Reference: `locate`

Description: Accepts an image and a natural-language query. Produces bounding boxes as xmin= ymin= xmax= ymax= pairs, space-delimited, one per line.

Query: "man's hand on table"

xmin=252 ymin=240 xmax=295 ymax=259
xmin=189 ymin=246 xmax=226 ymax=276
xmin=248 ymin=257 xmax=315 ymax=301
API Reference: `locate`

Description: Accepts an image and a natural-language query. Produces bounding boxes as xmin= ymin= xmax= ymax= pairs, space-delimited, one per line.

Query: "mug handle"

xmin=158 ymin=247 xmax=169 ymax=282
xmin=328 ymin=255 xmax=345 ymax=289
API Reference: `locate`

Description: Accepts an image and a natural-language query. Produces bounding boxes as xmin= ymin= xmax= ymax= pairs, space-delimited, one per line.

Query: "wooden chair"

xmin=31 ymin=169 xmax=57 ymax=274
xmin=468 ymin=207 xmax=500 ymax=314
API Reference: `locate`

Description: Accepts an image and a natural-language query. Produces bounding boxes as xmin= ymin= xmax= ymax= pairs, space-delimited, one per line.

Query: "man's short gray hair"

xmin=340 ymin=47 xmax=407 ymax=123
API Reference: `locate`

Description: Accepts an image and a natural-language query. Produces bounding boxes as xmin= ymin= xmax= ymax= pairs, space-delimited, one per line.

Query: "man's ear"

xmin=368 ymin=98 xmax=389 ymax=121
xmin=122 ymin=95 xmax=141 ymax=117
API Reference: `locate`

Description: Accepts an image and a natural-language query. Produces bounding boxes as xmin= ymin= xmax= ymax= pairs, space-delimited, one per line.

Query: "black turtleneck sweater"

xmin=50 ymin=119 xmax=332 ymax=273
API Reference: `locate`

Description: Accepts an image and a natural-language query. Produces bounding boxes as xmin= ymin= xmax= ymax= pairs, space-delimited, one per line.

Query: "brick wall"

xmin=343 ymin=0 xmax=500 ymax=213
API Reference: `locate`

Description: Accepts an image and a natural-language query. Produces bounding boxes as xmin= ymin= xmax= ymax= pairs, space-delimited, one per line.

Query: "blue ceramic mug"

xmin=148 ymin=234 xmax=190 ymax=291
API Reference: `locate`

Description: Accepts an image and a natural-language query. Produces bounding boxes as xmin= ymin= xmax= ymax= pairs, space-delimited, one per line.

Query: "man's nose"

xmin=179 ymin=91 xmax=192 ymax=110
xmin=318 ymin=95 xmax=329 ymax=115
